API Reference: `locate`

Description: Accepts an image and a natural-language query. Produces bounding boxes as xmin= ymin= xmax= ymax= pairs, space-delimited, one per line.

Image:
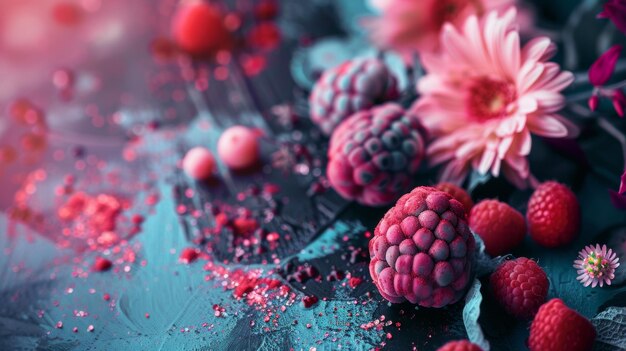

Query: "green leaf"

xmin=463 ymin=279 xmax=490 ymax=351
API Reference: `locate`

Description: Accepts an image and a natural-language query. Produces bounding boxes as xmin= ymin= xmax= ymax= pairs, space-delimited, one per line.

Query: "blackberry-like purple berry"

xmin=369 ymin=186 xmax=475 ymax=307
xmin=327 ymin=103 xmax=427 ymax=206
xmin=309 ymin=57 xmax=399 ymax=135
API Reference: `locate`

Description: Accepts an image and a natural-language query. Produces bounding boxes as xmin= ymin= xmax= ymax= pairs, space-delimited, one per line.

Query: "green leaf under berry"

xmin=463 ymin=279 xmax=490 ymax=351
xmin=592 ymin=306 xmax=626 ymax=351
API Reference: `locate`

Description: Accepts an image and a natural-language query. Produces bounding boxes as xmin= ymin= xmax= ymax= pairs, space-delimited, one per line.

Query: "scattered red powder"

xmin=348 ymin=277 xmax=363 ymax=289
xmin=179 ymin=248 xmax=200 ymax=264
xmin=203 ymin=262 xmax=293 ymax=310
xmin=92 ymin=257 xmax=112 ymax=272
xmin=302 ymin=295 xmax=319 ymax=308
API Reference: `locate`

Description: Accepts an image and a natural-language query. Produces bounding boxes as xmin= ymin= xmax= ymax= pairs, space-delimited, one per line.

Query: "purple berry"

xmin=327 ymin=103 xmax=427 ymax=206
xmin=369 ymin=187 xmax=475 ymax=307
xmin=309 ymin=58 xmax=399 ymax=135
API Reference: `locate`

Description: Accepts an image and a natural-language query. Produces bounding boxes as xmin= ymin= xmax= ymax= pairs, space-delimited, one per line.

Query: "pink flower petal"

xmin=517 ymin=62 xmax=545 ymax=94
xmin=619 ymin=170 xmax=626 ymax=195
xmin=522 ymin=37 xmax=555 ymax=62
xmin=478 ymin=148 xmax=497 ymax=175
xmin=413 ymin=10 xmax=571 ymax=188
xmin=541 ymin=71 xmax=574 ymax=92
xmin=440 ymin=159 xmax=470 ymax=185
xmin=527 ymin=114 xmax=578 ymax=138
xmin=589 ymin=44 xmax=622 ymax=87
xmin=613 ymin=89 xmax=626 ymax=117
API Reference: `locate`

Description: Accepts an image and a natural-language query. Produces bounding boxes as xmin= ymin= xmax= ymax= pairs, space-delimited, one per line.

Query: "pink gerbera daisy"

xmin=364 ymin=0 xmax=515 ymax=60
xmin=573 ymin=244 xmax=620 ymax=288
xmin=411 ymin=9 xmax=578 ymax=187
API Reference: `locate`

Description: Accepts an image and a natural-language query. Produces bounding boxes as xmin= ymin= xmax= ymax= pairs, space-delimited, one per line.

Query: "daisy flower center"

xmin=583 ymin=251 xmax=610 ymax=278
xmin=465 ymin=76 xmax=516 ymax=122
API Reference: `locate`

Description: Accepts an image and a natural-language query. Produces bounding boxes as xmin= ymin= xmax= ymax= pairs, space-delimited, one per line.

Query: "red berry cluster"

xmin=469 ymin=181 xmax=581 ymax=256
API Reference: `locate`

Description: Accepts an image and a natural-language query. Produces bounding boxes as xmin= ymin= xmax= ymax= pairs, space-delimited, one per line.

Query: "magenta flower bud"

xmin=588 ymin=94 xmax=599 ymax=111
xmin=589 ymin=45 xmax=622 ymax=87
xmin=613 ymin=89 xmax=626 ymax=118
xmin=598 ymin=0 xmax=626 ymax=35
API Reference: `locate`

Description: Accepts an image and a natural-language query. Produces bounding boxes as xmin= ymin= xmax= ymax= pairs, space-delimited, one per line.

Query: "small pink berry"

xmin=217 ymin=126 xmax=259 ymax=170
xmin=182 ymin=147 xmax=216 ymax=180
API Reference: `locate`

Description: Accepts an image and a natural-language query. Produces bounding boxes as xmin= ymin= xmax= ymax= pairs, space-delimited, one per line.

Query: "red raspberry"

xmin=527 ymin=181 xmax=580 ymax=248
xmin=436 ymin=340 xmax=483 ymax=351
xmin=435 ymin=182 xmax=474 ymax=213
xmin=529 ymin=298 xmax=596 ymax=351
xmin=369 ymin=187 xmax=475 ymax=307
xmin=469 ymin=200 xmax=526 ymax=256
xmin=171 ymin=3 xmax=232 ymax=57
xmin=490 ymin=258 xmax=548 ymax=319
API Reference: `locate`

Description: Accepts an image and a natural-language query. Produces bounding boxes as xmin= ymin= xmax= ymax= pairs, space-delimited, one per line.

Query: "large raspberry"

xmin=369 ymin=187 xmax=475 ymax=307
xmin=469 ymin=200 xmax=526 ymax=256
xmin=437 ymin=340 xmax=483 ymax=351
xmin=327 ymin=103 xmax=427 ymax=206
xmin=527 ymin=181 xmax=580 ymax=248
xmin=309 ymin=57 xmax=399 ymax=135
xmin=529 ymin=299 xmax=596 ymax=351
xmin=490 ymin=257 xmax=548 ymax=319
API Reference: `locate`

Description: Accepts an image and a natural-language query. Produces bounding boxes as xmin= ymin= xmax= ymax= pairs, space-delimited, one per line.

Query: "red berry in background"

xmin=435 ymin=182 xmax=474 ymax=214
xmin=490 ymin=258 xmax=548 ymax=319
xmin=171 ymin=2 xmax=231 ymax=57
xmin=529 ymin=299 xmax=596 ymax=351
xmin=247 ymin=22 xmax=281 ymax=51
xmin=527 ymin=181 xmax=580 ymax=248
xmin=436 ymin=340 xmax=483 ymax=351
xmin=254 ymin=0 xmax=279 ymax=20
xmin=369 ymin=187 xmax=475 ymax=307
xmin=93 ymin=257 xmax=112 ymax=272
xmin=469 ymin=200 xmax=526 ymax=256
xmin=52 ymin=2 xmax=83 ymax=27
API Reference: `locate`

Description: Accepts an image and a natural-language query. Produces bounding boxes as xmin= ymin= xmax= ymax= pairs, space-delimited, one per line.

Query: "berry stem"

xmin=566 ymin=78 xmax=626 ymax=103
